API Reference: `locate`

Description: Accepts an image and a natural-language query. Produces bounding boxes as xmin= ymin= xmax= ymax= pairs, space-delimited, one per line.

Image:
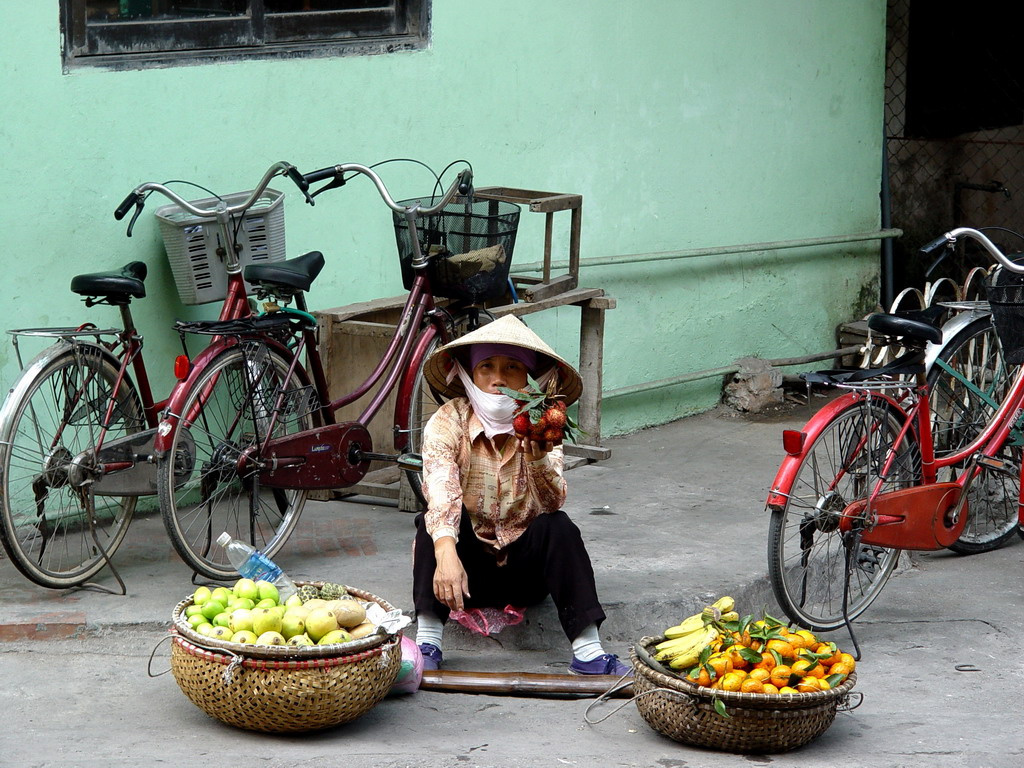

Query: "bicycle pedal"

xmin=977 ymin=455 xmax=1015 ymax=474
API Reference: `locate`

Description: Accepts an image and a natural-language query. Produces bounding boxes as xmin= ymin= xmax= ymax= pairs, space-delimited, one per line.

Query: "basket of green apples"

xmin=169 ymin=580 xmax=404 ymax=732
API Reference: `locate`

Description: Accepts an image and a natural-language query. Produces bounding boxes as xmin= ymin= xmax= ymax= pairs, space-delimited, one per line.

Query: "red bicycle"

xmin=0 ymin=162 xmax=308 ymax=589
xmin=150 ymin=160 xmax=520 ymax=580
xmin=766 ymin=226 xmax=1024 ymax=635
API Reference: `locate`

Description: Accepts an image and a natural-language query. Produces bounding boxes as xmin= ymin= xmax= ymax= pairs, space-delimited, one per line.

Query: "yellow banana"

xmin=654 ymin=631 xmax=707 ymax=655
xmin=663 ymin=613 xmax=705 ymax=639
xmin=666 ymin=626 xmax=719 ymax=669
xmin=719 ymin=611 xmax=739 ymax=623
xmin=713 ymin=596 xmax=735 ymax=613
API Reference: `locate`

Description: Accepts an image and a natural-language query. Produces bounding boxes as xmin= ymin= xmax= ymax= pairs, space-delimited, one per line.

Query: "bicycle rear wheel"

xmin=157 ymin=342 xmax=311 ymax=580
xmin=767 ymin=397 xmax=916 ymax=631
xmin=928 ymin=314 xmax=1020 ymax=553
xmin=0 ymin=343 xmax=143 ymax=588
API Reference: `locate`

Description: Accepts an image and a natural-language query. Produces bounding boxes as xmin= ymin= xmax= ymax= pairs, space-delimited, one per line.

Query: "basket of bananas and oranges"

xmin=630 ymin=597 xmax=859 ymax=753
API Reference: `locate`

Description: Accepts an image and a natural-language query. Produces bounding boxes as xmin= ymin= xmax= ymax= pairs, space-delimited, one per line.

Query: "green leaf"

xmin=739 ymin=614 xmax=756 ymax=633
xmin=826 ymin=673 xmax=846 ymax=688
xmin=697 ymin=645 xmax=714 ymax=665
xmin=712 ymin=696 xmax=731 ymax=719
xmin=738 ymin=647 xmax=762 ymax=663
xmin=770 ymin=649 xmax=783 ymax=665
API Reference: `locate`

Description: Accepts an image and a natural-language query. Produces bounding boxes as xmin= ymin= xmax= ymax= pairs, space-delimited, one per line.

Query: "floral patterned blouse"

xmin=421 ymin=397 xmax=567 ymax=556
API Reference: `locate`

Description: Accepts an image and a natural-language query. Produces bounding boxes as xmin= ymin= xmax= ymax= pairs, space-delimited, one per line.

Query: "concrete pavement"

xmin=2 ymin=395 xmax=1023 ymax=766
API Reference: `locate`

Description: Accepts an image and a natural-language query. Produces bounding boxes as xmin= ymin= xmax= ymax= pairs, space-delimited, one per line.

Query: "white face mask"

xmin=447 ymin=360 xmax=557 ymax=440
xmin=453 ymin=363 xmax=518 ymax=438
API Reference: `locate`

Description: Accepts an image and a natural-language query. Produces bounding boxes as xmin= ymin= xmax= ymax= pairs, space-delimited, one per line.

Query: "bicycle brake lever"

xmin=125 ymin=202 xmax=144 ymax=238
xmin=310 ymin=175 xmax=348 ymax=199
xmin=284 ymin=164 xmax=315 ymax=206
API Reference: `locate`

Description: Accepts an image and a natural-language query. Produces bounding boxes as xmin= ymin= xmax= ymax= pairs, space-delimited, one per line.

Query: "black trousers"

xmin=412 ymin=509 xmax=606 ymax=642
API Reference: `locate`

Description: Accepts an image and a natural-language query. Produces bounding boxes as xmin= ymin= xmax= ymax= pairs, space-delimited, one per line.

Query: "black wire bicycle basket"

xmin=986 ymin=261 xmax=1024 ymax=364
xmin=393 ymin=195 xmax=520 ymax=303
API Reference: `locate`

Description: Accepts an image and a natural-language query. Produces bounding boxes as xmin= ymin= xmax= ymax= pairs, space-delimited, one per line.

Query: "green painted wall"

xmin=0 ymin=1 xmax=885 ymax=436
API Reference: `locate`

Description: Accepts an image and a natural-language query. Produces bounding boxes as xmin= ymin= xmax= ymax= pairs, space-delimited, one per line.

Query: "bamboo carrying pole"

xmin=420 ymin=669 xmax=634 ymax=698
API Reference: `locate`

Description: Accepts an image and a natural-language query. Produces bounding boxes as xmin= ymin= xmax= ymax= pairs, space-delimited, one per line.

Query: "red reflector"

xmin=173 ymin=354 xmax=191 ymax=381
xmin=782 ymin=430 xmax=806 ymax=456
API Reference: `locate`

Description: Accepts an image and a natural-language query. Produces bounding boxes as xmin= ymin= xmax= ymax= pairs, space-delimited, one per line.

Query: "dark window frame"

xmin=61 ymin=1 xmax=429 ymax=70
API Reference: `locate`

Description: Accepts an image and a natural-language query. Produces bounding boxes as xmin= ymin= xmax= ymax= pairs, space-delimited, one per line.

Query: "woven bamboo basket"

xmin=631 ymin=637 xmax=858 ymax=753
xmin=168 ymin=583 xmax=402 ymax=732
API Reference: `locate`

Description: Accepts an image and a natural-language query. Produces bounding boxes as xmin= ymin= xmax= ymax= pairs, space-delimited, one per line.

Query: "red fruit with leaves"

xmin=501 ymin=373 xmax=583 ymax=446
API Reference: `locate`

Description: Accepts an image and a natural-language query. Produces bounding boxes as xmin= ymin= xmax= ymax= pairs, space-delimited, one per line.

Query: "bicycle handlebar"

xmin=114 ymin=161 xmax=311 ymax=236
xmin=301 ymin=162 xmax=474 ymax=217
xmin=923 ymin=227 xmax=1024 ymax=274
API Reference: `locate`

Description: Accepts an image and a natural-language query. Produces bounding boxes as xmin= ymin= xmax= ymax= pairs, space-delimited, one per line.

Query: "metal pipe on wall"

xmin=510 ymin=229 xmax=903 ymax=275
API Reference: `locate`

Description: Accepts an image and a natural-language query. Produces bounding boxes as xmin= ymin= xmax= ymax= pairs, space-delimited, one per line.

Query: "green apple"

xmin=228 ymin=597 xmax=255 ymax=611
xmin=254 ymin=598 xmax=278 ymax=610
xmin=195 ymin=622 xmax=215 ymax=636
xmin=255 ymin=631 xmax=286 ymax=646
xmin=185 ymin=604 xmax=206 ymax=618
xmin=213 ymin=612 xmax=232 ymax=628
xmin=192 ymin=586 xmax=212 ymax=605
xmin=317 ymin=629 xmax=353 ymax=646
xmin=200 ymin=600 xmax=227 ymax=621
xmin=256 ymin=581 xmax=280 ymax=605
xmin=232 ymin=578 xmax=260 ymax=601
xmin=287 ymin=633 xmax=313 ymax=646
xmin=280 ymin=612 xmax=306 ymax=640
xmin=284 ymin=594 xmax=304 ymax=609
xmin=251 ymin=607 xmax=282 ymax=636
xmin=187 ymin=613 xmax=208 ymax=630
xmin=271 ymin=605 xmax=287 ymax=618
xmin=229 ymin=608 xmax=254 ymax=633
xmin=305 ymin=608 xmax=339 ymax=642
xmin=210 ymin=586 xmax=233 ymax=605
xmin=231 ymin=630 xmax=258 ymax=645
xmin=209 ymin=625 xmax=233 ymax=640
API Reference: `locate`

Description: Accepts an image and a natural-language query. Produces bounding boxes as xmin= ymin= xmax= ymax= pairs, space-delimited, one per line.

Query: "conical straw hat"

xmin=423 ymin=314 xmax=583 ymax=405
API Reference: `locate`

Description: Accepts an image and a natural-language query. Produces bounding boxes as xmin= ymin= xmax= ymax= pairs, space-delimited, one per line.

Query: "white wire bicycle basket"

xmin=156 ymin=189 xmax=286 ymax=305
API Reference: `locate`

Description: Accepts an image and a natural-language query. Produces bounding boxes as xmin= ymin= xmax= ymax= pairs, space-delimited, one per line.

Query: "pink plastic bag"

xmin=388 ymin=635 xmax=425 ymax=695
xmin=449 ymin=605 xmax=525 ymax=636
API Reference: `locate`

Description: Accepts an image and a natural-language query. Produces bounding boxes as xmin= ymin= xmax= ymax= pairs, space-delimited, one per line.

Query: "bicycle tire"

xmin=0 ymin=342 xmax=143 ymax=588
xmin=401 ymin=309 xmax=495 ymax=506
xmin=767 ymin=397 xmax=915 ymax=631
xmin=927 ymin=314 xmax=1021 ymax=553
xmin=157 ymin=342 xmax=311 ymax=580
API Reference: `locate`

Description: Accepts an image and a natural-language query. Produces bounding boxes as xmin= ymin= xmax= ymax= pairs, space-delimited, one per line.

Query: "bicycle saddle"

xmin=244 ymin=250 xmax=325 ymax=292
xmin=867 ymin=309 xmax=943 ymax=346
xmin=70 ymin=261 xmax=148 ymax=302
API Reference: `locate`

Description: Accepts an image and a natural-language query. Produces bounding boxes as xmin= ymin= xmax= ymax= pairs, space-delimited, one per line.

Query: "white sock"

xmin=571 ymin=623 xmax=605 ymax=661
xmin=416 ymin=613 xmax=444 ymax=649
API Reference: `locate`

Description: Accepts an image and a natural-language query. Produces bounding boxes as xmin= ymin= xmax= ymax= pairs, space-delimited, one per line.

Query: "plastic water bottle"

xmin=216 ymin=532 xmax=297 ymax=602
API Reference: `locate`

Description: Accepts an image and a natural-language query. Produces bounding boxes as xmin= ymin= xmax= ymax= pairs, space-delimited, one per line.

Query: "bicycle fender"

xmin=0 ymin=341 xmax=136 ymax=445
xmin=765 ymin=390 xmax=908 ymax=509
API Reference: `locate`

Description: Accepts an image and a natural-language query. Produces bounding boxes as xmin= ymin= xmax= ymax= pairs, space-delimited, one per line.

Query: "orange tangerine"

xmin=796 ymin=677 xmax=822 ymax=693
xmin=818 ymin=677 xmax=832 ymax=691
xmin=748 ymin=668 xmax=771 ymax=683
xmin=779 ymin=686 xmax=799 ymax=695
xmin=829 ymin=662 xmax=853 ymax=679
xmin=791 ymin=658 xmax=824 ymax=679
xmin=814 ymin=642 xmax=843 ymax=667
xmin=838 ymin=653 xmax=857 ymax=671
xmin=687 ymin=666 xmax=712 ymax=687
xmin=719 ymin=672 xmax=746 ymax=692
xmin=762 ymin=683 xmax=780 ymax=695
xmin=740 ymin=677 xmax=765 ymax=694
xmin=769 ymin=665 xmax=794 ymax=688
xmin=706 ymin=654 xmax=732 ymax=679
xmin=794 ymin=629 xmax=818 ymax=647
xmin=753 ymin=651 xmax=777 ymax=672
xmin=765 ymin=639 xmax=796 ymax=661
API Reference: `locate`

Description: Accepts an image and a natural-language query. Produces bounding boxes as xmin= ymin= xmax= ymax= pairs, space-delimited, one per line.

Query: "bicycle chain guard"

xmin=839 ymin=481 xmax=967 ymax=549
xmin=249 ymin=422 xmax=372 ymax=490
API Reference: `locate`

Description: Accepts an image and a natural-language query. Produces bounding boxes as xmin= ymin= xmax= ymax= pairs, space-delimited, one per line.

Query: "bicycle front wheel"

xmin=157 ymin=342 xmax=311 ymax=580
xmin=927 ymin=314 xmax=1021 ymax=553
xmin=767 ymin=398 xmax=916 ymax=631
xmin=0 ymin=343 xmax=143 ymax=588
